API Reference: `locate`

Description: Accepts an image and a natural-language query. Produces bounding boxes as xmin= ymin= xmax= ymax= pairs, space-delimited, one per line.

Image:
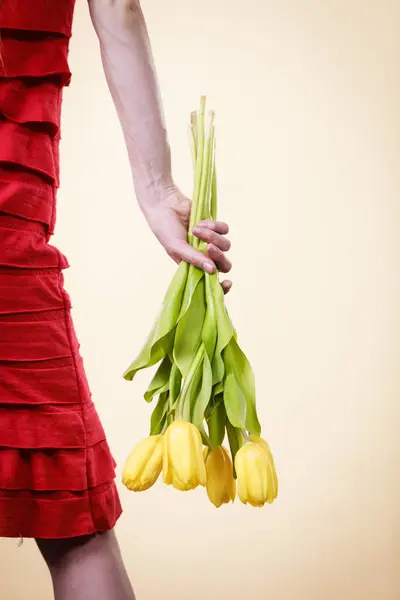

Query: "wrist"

xmin=135 ymin=174 xmax=177 ymax=213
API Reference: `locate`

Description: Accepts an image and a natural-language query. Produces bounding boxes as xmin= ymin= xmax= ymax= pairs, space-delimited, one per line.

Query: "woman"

xmin=0 ymin=0 xmax=232 ymax=598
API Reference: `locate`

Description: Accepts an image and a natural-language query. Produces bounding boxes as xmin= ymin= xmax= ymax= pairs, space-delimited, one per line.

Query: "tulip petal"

xmin=192 ymin=423 xmax=207 ymax=486
xmin=249 ymin=435 xmax=278 ymax=501
xmin=206 ymin=446 xmax=235 ymax=507
xmin=123 ymin=435 xmax=163 ymax=492
xmin=137 ymin=437 xmax=164 ymax=491
xmin=162 ymin=431 xmax=173 ymax=485
xmin=163 ymin=421 xmax=205 ymax=491
xmin=235 ymin=443 xmax=269 ymax=507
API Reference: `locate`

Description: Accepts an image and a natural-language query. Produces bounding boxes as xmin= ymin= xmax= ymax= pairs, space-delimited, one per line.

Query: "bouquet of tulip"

xmin=122 ymin=98 xmax=278 ymax=507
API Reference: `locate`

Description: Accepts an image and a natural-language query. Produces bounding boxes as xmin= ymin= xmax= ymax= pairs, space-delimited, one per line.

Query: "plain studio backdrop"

xmin=1 ymin=0 xmax=399 ymax=598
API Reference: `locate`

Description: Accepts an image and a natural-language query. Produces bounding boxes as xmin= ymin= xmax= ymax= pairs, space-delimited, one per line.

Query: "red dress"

xmin=0 ymin=0 xmax=122 ymax=538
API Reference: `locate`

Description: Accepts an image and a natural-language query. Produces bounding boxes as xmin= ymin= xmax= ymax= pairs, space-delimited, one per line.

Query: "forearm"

xmin=88 ymin=0 xmax=174 ymax=209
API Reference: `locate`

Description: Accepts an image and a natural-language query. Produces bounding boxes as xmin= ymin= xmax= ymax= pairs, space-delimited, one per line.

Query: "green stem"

xmin=189 ymin=111 xmax=197 ymax=172
xmin=204 ymin=131 xmax=216 ymax=221
xmin=210 ymin=154 xmax=218 ymax=221
xmin=188 ymin=97 xmax=206 ymax=245
xmin=176 ymin=344 xmax=205 ymax=419
xmin=189 ymin=126 xmax=197 ymax=172
xmin=194 ymin=114 xmax=215 ymax=246
xmin=167 ymin=362 xmax=181 ymax=423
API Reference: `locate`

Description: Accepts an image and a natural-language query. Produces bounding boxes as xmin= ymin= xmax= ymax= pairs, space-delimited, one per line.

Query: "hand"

xmin=142 ymin=187 xmax=233 ymax=294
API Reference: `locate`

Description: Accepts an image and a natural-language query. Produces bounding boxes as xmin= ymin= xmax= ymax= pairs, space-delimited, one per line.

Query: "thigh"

xmin=37 ymin=531 xmax=135 ymax=600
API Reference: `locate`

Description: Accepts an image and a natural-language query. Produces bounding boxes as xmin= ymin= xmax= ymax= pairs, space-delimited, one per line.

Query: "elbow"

xmin=123 ymin=0 xmax=142 ymax=14
xmin=89 ymin=0 xmax=144 ymax=37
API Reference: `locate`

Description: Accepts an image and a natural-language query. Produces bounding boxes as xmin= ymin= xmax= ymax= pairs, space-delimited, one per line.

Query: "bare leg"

xmin=36 ymin=530 xmax=135 ymax=600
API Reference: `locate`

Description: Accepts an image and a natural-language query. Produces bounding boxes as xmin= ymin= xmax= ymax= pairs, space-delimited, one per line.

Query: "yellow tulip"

xmin=235 ymin=442 xmax=270 ymax=507
xmin=206 ymin=446 xmax=236 ymax=508
xmin=122 ymin=435 xmax=164 ymax=492
xmin=249 ymin=435 xmax=278 ymax=502
xmin=163 ymin=420 xmax=206 ymax=491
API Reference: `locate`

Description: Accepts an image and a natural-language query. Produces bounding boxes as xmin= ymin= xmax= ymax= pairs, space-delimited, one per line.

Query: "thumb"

xmin=169 ymin=240 xmax=216 ymax=273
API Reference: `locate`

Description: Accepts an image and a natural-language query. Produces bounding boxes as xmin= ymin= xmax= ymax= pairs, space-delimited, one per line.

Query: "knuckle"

xmin=223 ymin=261 xmax=233 ymax=273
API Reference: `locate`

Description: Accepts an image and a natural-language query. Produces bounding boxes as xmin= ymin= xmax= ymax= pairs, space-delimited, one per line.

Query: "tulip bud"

xmin=206 ymin=446 xmax=236 ymax=508
xmin=249 ymin=435 xmax=278 ymax=502
xmin=163 ymin=420 xmax=206 ymax=491
xmin=122 ymin=435 xmax=164 ymax=492
xmin=235 ymin=442 xmax=270 ymax=507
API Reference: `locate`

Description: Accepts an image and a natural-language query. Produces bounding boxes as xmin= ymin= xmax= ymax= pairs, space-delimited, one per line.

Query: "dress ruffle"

xmin=0 ymin=80 xmax=62 ymax=136
xmin=0 ymin=166 xmax=55 ymax=230
xmin=0 ymin=0 xmax=75 ymax=37
xmin=0 ymin=482 xmax=121 ymax=539
xmin=0 ymin=0 xmax=122 ymax=539
xmin=0 ymin=36 xmax=72 ymax=86
xmin=0 ymin=214 xmax=68 ymax=269
xmin=0 ymin=119 xmax=59 ymax=184
xmin=0 ymin=14 xmax=73 ymax=227
xmin=0 ymin=268 xmax=65 ymax=315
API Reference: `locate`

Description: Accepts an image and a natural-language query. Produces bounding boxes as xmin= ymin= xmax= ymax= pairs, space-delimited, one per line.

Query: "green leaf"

xmin=202 ymin=273 xmax=217 ymax=360
xmin=207 ymin=395 xmax=226 ymax=448
xmin=211 ymin=277 xmax=235 ymax=386
xmin=224 ymin=338 xmax=261 ymax=435
xmin=174 ymin=277 xmax=206 ymax=378
xmin=144 ymin=356 xmax=171 ymax=403
xmin=212 ymin=381 xmax=224 ymax=397
xmin=168 ymin=362 xmax=182 ymax=410
xmin=150 ymin=392 xmax=169 ymax=435
xmin=192 ymin=351 xmax=213 ymax=444
xmin=180 ymin=344 xmax=204 ymax=421
xmin=178 ymin=264 xmax=204 ymax=320
xmin=226 ymin=420 xmax=244 ymax=478
xmin=123 ymin=261 xmax=189 ymax=380
xmin=223 ymin=370 xmax=247 ymax=429
xmin=181 ymin=354 xmax=203 ymax=422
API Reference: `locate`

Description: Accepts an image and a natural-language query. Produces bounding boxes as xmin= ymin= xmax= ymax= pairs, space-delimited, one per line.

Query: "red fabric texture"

xmin=0 ymin=0 xmax=122 ymax=538
xmin=0 ymin=167 xmax=55 ymax=231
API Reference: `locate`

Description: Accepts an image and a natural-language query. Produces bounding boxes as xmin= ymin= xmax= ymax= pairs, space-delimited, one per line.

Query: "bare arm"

xmin=88 ymin=0 xmax=232 ymax=286
xmin=88 ymin=0 xmax=173 ymax=208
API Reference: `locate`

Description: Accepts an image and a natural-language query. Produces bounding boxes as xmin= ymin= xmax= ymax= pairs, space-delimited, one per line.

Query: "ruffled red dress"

xmin=0 ymin=0 xmax=122 ymax=538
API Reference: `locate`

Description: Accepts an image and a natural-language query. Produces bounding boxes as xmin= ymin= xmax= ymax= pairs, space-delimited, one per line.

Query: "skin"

xmin=89 ymin=0 xmax=233 ymax=292
xmin=37 ymin=532 xmax=136 ymax=600
xmin=35 ymin=1 xmax=232 ymax=598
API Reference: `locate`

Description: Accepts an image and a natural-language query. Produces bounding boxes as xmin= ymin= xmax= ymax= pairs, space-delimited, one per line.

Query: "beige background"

xmin=1 ymin=0 xmax=399 ymax=598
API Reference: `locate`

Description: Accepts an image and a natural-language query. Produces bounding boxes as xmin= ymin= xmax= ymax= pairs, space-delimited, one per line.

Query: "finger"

xmin=170 ymin=240 xmax=216 ymax=273
xmin=206 ymin=244 xmax=232 ymax=273
xmin=192 ymin=226 xmax=231 ymax=252
xmin=221 ymin=280 xmax=233 ymax=295
xmin=195 ymin=220 xmax=229 ymax=235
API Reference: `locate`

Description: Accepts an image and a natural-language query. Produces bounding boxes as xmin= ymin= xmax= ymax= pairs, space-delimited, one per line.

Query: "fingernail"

xmin=192 ymin=226 xmax=200 ymax=234
xmin=203 ymin=261 xmax=215 ymax=273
